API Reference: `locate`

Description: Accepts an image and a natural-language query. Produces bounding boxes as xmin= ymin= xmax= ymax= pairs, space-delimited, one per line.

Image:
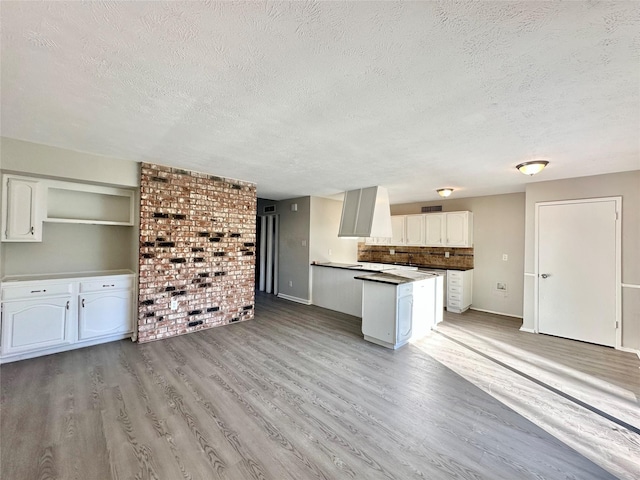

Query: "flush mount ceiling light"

xmin=516 ymin=160 xmax=549 ymax=176
xmin=437 ymin=188 xmax=454 ymax=198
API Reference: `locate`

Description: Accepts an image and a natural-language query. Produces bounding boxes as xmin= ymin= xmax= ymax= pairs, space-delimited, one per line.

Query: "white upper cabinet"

xmin=2 ymin=176 xmax=43 ymax=242
xmin=405 ymin=215 xmax=425 ymax=245
xmin=381 ymin=211 xmax=473 ymax=248
xmin=445 ymin=212 xmax=473 ymax=247
xmin=424 ymin=213 xmax=445 ymax=246
xmin=391 ymin=215 xmax=405 ymax=245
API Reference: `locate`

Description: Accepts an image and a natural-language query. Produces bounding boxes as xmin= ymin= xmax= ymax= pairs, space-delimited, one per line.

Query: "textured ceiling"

xmin=1 ymin=1 xmax=639 ymax=203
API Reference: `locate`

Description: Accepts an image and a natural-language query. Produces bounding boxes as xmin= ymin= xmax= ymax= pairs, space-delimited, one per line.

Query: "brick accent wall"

xmin=138 ymin=163 xmax=256 ymax=343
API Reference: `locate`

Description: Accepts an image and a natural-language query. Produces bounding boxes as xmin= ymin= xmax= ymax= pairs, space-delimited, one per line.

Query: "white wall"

xmin=392 ymin=193 xmax=526 ymax=318
xmin=1 ymin=137 xmax=139 ymax=187
xmin=309 ymin=197 xmax=358 ymax=265
xmin=276 ymin=196 xmax=311 ymax=302
xmin=277 ymin=196 xmax=358 ymax=303
xmin=523 ymin=171 xmax=640 ymax=351
xmin=3 ymin=223 xmax=135 ymax=276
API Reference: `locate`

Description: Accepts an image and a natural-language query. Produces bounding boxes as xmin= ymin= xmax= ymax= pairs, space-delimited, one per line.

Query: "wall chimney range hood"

xmin=338 ymin=186 xmax=393 ymax=238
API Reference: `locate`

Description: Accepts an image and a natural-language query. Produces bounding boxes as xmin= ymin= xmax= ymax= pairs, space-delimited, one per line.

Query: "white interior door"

xmin=537 ymin=199 xmax=619 ymax=347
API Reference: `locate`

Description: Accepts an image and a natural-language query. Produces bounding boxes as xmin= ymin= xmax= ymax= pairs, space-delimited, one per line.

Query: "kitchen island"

xmin=311 ymin=262 xmax=416 ymax=316
xmin=355 ymin=269 xmax=443 ymax=349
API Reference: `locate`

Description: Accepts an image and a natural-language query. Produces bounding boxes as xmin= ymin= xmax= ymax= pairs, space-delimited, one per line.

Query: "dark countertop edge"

xmin=364 ymin=263 xmax=474 ymax=271
xmin=310 ymin=262 xmax=473 ymax=272
xmin=311 ymin=263 xmax=398 ymax=273
xmin=310 ymin=263 xmax=366 ymax=271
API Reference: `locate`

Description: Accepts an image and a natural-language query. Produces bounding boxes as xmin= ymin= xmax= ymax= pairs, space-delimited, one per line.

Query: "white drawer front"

xmin=2 ymin=283 xmax=72 ymax=301
xmin=80 ymin=277 xmax=133 ymax=293
xmin=448 ymin=271 xmax=463 ymax=279
xmin=448 ymin=278 xmax=462 ymax=287
xmin=448 ymin=285 xmax=462 ymax=294
xmin=448 ymin=299 xmax=461 ymax=307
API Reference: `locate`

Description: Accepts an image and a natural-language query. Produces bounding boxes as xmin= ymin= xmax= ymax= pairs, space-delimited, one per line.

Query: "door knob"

xmin=540 ymin=273 xmax=550 ymax=279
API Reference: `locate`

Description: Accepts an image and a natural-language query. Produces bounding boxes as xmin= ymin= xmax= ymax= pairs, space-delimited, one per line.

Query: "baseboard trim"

xmin=470 ymin=307 xmax=523 ymax=319
xmin=519 ymin=327 xmax=536 ymax=334
xmin=618 ymin=346 xmax=640 ymax=358
xmin=276 ymin=293 xmax=312 ymax=305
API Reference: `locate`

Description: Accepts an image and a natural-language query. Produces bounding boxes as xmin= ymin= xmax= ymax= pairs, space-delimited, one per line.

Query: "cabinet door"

xmin=445 ymin=212 xmax=469 ymax=246
xmin=405 ymin=215 xmax=425 ymax=245
xmin=424 ymin=214 xmax=445 ymax=246
xmin=78 ymin=290 xmax=132 ymax=340
xmin=1 ymin=297 xmax=71 ymax=355
xmin=391 ymin=216 xmax=405 ymax=245
xmin=396 ymin=294 xmax=413 ymax=343
xmin=3 ymin=177 xmax=42 ymax=242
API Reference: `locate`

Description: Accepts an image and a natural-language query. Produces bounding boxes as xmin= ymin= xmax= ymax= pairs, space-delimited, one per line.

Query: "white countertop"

xmin=2 ymin=269 xmax=136 ymax=283
xmin=354 ymin=269 xmax=438 ymax=285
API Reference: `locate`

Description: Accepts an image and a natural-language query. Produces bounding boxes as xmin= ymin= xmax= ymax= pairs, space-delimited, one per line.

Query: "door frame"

xmin=534 ymin=196 xmax=622 ymax=349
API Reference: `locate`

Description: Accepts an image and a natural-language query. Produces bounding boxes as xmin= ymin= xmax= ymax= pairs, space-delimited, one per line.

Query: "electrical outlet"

xmin=288 ymin=280 xmax=293 ymax=287
xmin=445 ymin=252 xmax=450 ymax=258
xmin=389 ymin=249 xmax=395 ymax=255
xmin=502 ymin=254 xmax=508 ymax=261
xmin=496 ymin=282 xmax=507 ymax=291
xmin=171 ymin=299 xmax=179 ymax=310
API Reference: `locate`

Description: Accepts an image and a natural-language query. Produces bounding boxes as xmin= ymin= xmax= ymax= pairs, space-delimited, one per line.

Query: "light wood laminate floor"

xmin=2 ymin=293 xmax=638 ymax=479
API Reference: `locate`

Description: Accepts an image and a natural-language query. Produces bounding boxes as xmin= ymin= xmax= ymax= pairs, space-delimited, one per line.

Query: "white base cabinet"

xmin=361 ymin=277 xmax=438 ymax=349
xmin=447 ymin=269 xmax=473 ymax=313
xmin=79 ymin=290 xmax=133 ymax=341
xmin=2 ymin=296 xmax=72 ymax=355
xmin=1 ymin=271 xmax=135 ymax=363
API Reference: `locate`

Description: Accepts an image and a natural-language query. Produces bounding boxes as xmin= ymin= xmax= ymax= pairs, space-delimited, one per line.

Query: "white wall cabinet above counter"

xmin=1 ymin=174 xmax=135 ymax=242
xmin=1 ymin=176 xmax=43 ymax=242
xmin=365 ymin=211 xmax=473 ymax=248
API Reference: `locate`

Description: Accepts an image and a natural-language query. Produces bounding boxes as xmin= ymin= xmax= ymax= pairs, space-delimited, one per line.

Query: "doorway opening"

xmin=257 ymin=214 xmax=279 ymax=294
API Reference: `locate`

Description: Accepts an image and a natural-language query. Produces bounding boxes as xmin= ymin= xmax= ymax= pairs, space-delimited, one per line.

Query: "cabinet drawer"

xmin=448 ymin=299 xmax=461 ymax=307
xmin=448 ymin=271 xmax=463 ymax=279
xmin=2 ymin=283 xmax=72 ymax=301
xmin=448 ymin=278 xmax=462 ymax=288
xmin=448 ymin=292 xmax=462 ymax=301
xmin=448 ymin=285 xmax=462 ymax=294
xmin=80 ymin=277 xmax=133 ymax=293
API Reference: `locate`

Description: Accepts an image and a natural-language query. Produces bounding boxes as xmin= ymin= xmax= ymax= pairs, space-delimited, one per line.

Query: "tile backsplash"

xmin=358 ymin=243 xmax=473 ymax=269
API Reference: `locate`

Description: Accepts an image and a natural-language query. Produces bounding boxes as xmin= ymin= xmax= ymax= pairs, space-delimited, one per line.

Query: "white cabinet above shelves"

xmin=1 ymin=174 xmax=135 ymax=242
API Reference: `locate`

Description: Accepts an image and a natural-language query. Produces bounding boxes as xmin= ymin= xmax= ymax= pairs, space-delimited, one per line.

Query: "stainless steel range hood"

xmin=338 ymin=186 xmax=392 ymax=238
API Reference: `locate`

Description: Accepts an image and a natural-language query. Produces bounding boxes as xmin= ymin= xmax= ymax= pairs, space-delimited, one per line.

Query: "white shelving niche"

xmin=45 ymin=179 xmax=134 ymax=226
